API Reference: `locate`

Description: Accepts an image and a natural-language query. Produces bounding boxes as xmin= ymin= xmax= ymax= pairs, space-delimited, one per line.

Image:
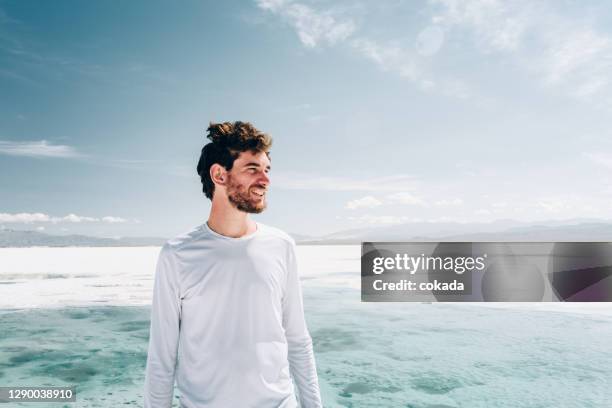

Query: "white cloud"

xmin=0 ymin=140 xmax=83 ymax=158
xmin=101 ymin=216 xmax=127 ymax=223
xmin=491 ymin=201 xmax=508 ymax=208
xmin=345 ymin=214 xmax=467 ymax=225
xmin=58 ymin=213 xmax=98 ymax=223
xmin=0 ymin=140 xmax=175 ymax=176
xmin=470 ymin=193 xmax=606 ymax=220
xmin=344 ymin=192 xmax=461 ymax=211
xmin=0 ymin=212 xmax=50 ymax=223
xmin=36 ymin=226 xmax=45 ymax=231
xmin=434 ymin=198 xmax=463 ymax=206
xmin=386 ymin=192 xmax=427 ymax=206
xmin=256 ymin=0 xmax=355 ymax=48
xmin=431 ymin=0 xmax=528 ymax=52
xmin=536 ymin=199 xmax=572 ymax=213
xmin=347 ymin=214 xmax=414 ymax=225
xmin=350 ymin=38 xmax=421 ymax=83
xmin=474 ymin=208 xmax=492 ymax=216
xmin=349 ymin=35 xmax=470 ymax=98
xmin=345 ymin=196 xmax=383 ymax=210
xmin=0 ymin=212 xmax=130 ymax=224
xmin=542 ymin=29 xmax=610 ymax=85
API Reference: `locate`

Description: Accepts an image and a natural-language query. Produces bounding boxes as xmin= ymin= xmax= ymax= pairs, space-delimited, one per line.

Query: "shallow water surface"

xmin=1 ymin=246 xmax=611 ymax=407
xmin=1 ymin=287 xmax=611 ymax=407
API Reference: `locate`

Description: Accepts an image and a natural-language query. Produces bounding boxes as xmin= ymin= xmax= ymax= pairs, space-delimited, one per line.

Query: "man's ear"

xmin=210 ymin=164 xmax=226 ymax=185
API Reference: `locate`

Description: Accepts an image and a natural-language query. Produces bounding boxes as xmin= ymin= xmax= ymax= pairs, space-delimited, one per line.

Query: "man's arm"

xmin=282 ymin=240 xmax=323 ymax=408
xmin=144 ymin=244 xmax=182 ymax=408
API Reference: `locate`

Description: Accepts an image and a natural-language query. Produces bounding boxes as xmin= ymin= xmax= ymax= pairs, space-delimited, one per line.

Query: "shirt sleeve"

xmin=144 ymin=244 xmax=182 ymax=408
xmin=282 ymin=240 xmax=323 ymax=408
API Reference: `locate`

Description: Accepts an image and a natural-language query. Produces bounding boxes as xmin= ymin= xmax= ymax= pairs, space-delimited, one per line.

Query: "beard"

xmin=226 ymin=175 xmax=267 ymax=214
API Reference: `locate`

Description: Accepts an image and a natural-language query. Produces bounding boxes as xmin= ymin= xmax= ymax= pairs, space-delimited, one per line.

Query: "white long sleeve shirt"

xmin=144 ymin=221 xmax=322 ymax=408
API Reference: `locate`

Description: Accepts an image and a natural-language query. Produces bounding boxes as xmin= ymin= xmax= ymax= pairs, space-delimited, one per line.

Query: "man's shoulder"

xmin=162 ymin=224 xmax=206 ymax=252
xmin=258 ymin=223 xmax=296 ymax=246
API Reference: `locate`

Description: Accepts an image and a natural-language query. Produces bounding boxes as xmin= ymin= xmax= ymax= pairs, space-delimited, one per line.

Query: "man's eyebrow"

xmin=244 ymin=162 xmax=271 ymax=170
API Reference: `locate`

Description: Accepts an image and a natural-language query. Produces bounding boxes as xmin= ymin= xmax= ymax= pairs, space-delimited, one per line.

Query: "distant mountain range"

xmin=298 ymin=219 xmax=612 ymax=244
xmin=2 ymin=219 xmax=612 ymax=247
xmin=0 ymin=229 xmax=165 ymax=247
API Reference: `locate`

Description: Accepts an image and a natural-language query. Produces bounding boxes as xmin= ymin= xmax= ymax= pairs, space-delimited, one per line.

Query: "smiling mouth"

xmin=251 ymin=188 xmax=266 ymax=197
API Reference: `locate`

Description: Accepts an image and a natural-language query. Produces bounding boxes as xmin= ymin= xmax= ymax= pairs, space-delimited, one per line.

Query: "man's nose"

xmin=259 ymin=171 xmax=270 ymax=186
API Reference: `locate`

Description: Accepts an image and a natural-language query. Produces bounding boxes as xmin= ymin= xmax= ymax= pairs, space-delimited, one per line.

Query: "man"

xmin=144 ymin=121 xmax=322 ymax=408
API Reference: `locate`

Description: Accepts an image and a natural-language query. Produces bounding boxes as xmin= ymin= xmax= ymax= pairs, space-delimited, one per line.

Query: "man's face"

xmin=225 ymin=150 xmax=271 ymax=214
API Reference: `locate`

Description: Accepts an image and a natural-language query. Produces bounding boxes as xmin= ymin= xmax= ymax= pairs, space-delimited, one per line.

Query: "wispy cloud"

xmin=386 ymin=192 xmax=428 ymax=206
xmin=255 ymin=0 xmax=468 ymax=97
xmin=431 ymin=0 xmax=612 ymax=103
xmin=431 ymin=0 xmax=529 ymax=52
xmin=349 ymin=38 xmax=422 ymax=84
xmin=348 ymin=37 xmax=473 ymax=98
xmin=344 ymin=192 xmax=432 ymax=210
xmin=345 ymin=195 xmax=382 ymax=210
xmin=469 ymin=192 xmax=609 ymax=220
xmin=0 ymin=212 xmax=49 ymax=223
xmin=0 ymin=38 xmax=108 ymax=85
xmin=0 ymin=67 xmax=37 ymax=85
xmin=61 ymin=214 xmax=98 ymax=223
xmin=1 ymin=7 xmax=177 ymax=90
xmin=0 ymin=212 xmax=131 ymax=224
xmin=434 ymin=198 xmax=463 ymax=206
xmin=256 ymin=0 xmax=355 ymax=48
xmin=273 ymin=172 xmax=419 ymax=192
xmin=101 ymin=216 xmax=128 ymax=223
xmin=258 ymin=0 xmax=612 ymax=104
xmin=346 ymin=214 xmax=414 ymax=225
xmin=0 ymin=140 xmax=84 ymax=158
xmin=535 ymin=199 xmax=572 ymax=213
xmin=0 ymin=139 xmax=200 ymax=185
xmin=345 ymin=214 xmax=469 ymax=225
xmin=583 ymin=152 xmax=612 ymax=169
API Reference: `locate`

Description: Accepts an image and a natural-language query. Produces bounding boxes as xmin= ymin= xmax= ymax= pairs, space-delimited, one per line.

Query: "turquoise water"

xmin=1 ymin=287 xmax=612 ymax=407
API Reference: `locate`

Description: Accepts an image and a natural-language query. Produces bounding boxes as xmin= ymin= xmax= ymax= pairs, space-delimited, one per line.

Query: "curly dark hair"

xmin=196 ymin=121 xmax=273 ymax=200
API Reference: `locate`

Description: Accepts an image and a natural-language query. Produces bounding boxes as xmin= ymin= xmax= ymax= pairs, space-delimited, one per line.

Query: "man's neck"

xmin=207 ymin=202 xmax=257 ymax=238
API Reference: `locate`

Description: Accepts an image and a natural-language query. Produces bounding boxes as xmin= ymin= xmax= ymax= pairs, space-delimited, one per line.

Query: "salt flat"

xmin=1 ymin=246 xmax=611 ymax=317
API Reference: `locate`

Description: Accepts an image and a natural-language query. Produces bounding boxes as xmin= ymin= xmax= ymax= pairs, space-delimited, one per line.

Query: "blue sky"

xmin=1 ymin=0 xmax=612 ymax=238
